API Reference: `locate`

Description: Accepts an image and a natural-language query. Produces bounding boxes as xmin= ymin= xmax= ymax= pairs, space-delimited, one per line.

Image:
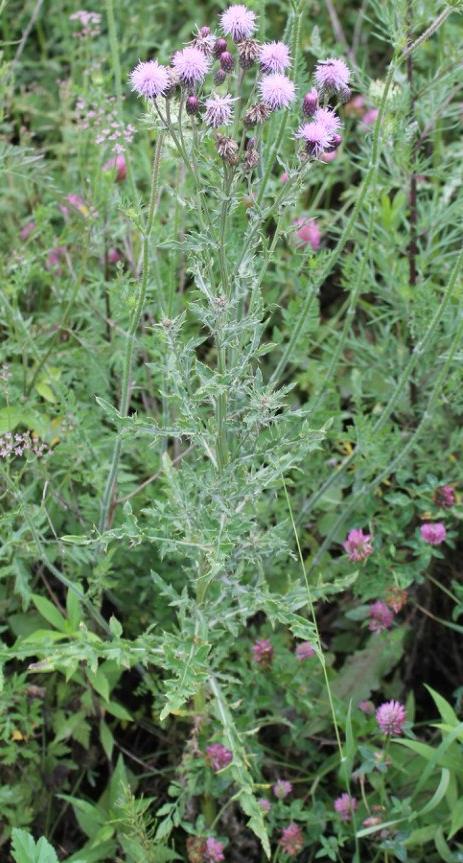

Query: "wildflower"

xmin=102 ymin=154 xmax=127 ymax=182
xmin=376 ymin=700 xmax=406 ymax=735
xmin=368 ymin=601 xmax=394 ymax=633
xmin=294 ymin=218 xmax=321 ymax=251
xmin=130 ymin=59 xmax=170 ymax=98
xmin=46 ymin=246 xmax=67 ymax=271
xmin=252 ymin=638 xmax=273 ymax=666
xmin=385 ymin=587 xmax=408 ymax=613
xmin=343 ymin=529 xmax=373 ymax=562
xmin=434 ymin=485 xmax=455 ymax=508
xmin=244 ymin=102 xmax=270 ymax=126
xmin=214 ymin=37 xmax=228 ymax=57
xmin=244 ymin=138 xmax=260 ymax=170
xmin=295 ymin=641 xmax=316 ymax=660
xmin=204 ymin=93 xmax=235 ymax=127
xmin=165 ymin=68 xmax=181 ymax=97
xmin=420 ymin=522 xmax=446 ymax=545
xmin=279 ymin=823 xmax=304 ymax=857
xmin=315 ymin=57 xmax=350 ymax=97
xmin=358 ymin=700 xmax=375 ymax=715
xmin=259 ymin=74 xmax=295 ymax=110
xmin=19 ymin=221 xmax=36 ymax=240
xmin=66 ymin=193 xmax=88 ymax=214
xmin=320 ymin=149 xmax=338 ymax=163
xmin=69 ymin=10 xmax=101 ymax=38
xmin=302 ymin=88 xmax=318 ymax=116
xmin=258 ymin=798 xmax=271 ymax=813
xmin=237 ymin=38 xmax=260 ymax=69
xmin=334 ymin=793 xmax=358 ymax=821
xmin=107 ymin=248 xmax=123 ymax=265
xmin=219 ymin=50 xmax=234 ymax=72
xmin=215 ymin=134 xmax=239 ymax=164
xmin=206 ymin=743 xmax=232 ymax=771
xmin=204 ymin=837 xmax=225 ymax=863
xmin=186 ymin=837 xmax=205 ymax=863
xmin=192 ymin=26 xmax=216 ymax=56
xmin=186 ymin=94 xmax=200 ymax=115
xmin=259 ymin=41 xmax=291 ymax=74
xmin=295 ymin=121 xmax=332 ymax=156
xmin=173 ymin=46 xmax=210 ymax=86
xmin=220 ymin=4 xmax=256 ymax=42
xmin=361 ymin=107 xmax=379 ymax=126
xmin=273 ymin=779 xmax=292 ymax=799
xmin=280 ymin=171 xmax=289 ymax=183
xmin=314 ymin=106 xmax=341 ymax=137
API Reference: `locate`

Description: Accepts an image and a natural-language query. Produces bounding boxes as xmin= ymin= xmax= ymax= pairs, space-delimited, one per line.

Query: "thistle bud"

xmin=302 ymin=88 xmax=318 ymax=117
xmin=214 ymin=37 xmax=228 ymax=57
xmin=244 ymin=102 xmax=270 ymax=127
xmin=214 ymin=69 xmax=227 ymax=86
xmin=199 ymin=26 xmax=210 ymax=37
xmin=186 ymin=94 xmax=200 ymax=115
xmin=220 ymin=50 xmax=234 ymax=72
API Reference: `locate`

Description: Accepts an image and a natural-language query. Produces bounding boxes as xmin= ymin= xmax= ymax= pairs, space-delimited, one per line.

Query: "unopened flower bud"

xmin=302 ymin=88 xmax=318 ymax=116
xmin=199 ymin=26 xmax=210 ymax=37
xmin=214 ymin=69 xmax=227 ymax=85
xmin=186 ymin=94 xmax=200 ymax=115
xmin=214 ymin=37 xmax=228 ymax=57
xmin=220 ymin=50 xmax=234 ymax=72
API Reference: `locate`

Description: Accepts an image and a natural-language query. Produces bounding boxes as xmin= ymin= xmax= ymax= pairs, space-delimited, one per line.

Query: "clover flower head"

xmin=259 ymin=73 xmax=295 ymax=110
xmin=206 ymin=743 xmax=233 ymax=771
xmin=259 ymin=41 xmax=291 ymax=74
xmin=342 ymin=528 xmax=373 ymax=561
xmin=204 ymin=93 xmax=235 ymax=127
xmin=258 ymin=798 xmax=271 ymax=813
xmin=204 ymin=837 xmax=225 ymax=863
xmin=315 ymin=57 xmax=350 ymax=94
xmin=376 ymin=700 xmax=407 ymax=735
xmin=434 ymin=485 xmax=455 ymax=508
xmin=252 ymin=638 xmax=273 ymax=666
xmin=173 ymin=46 xmax=210 ymax=85
xmin=420 ymin=522 xmax=446 ymax=545
xmin=385 ymin=586 xmax=408 ymax=613
xmin=130 ymin=59 xmax=170 ymax=98
xmin=273 ymin=779 xmax=293 ymax=800
xmin=220 ymin=4 xmax=256 ymax=41
xmin=295 ymin=641 xmax=316 ymax=660
xmin=368 ymin=600 xmax=394 ymax=633
xmin=279 ymin=823 xmax=304 ymax=857
xmin=334 ymin=793 xmax=358 ymax=821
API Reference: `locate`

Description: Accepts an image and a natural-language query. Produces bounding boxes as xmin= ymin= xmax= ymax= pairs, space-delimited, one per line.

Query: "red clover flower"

xmin=376 ymin=700 xmax=406 ymax=735
xmin=273 ymin=779 xmax=293 ymax=799
xmin=343 ymin=529 xmax=373 ymax=562
xmin=206 ymin=743 xmax=233 ymax=771
xmin=279 ymin=823 xmax=304 ymax=857
xmin=420 ymin=522 xmax=446 ymax=545
xmin=251 ymin=638 xmax=273 ymax=666
xmin=368 ymin=600 xmax=394 ymax=633
xmin=295 ymin=641 xmax=316 ymax=660
xmin=204 ymin=837 xmax=225 ymax=863
xmin=334 ymin=793 xmax=358 ymax=821
xmin=434 ymin=485 xmax=455 ymax=508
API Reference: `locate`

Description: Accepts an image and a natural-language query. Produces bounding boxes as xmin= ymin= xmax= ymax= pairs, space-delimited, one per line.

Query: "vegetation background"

xmin=0 ymin=0 xmax=462 ymax=861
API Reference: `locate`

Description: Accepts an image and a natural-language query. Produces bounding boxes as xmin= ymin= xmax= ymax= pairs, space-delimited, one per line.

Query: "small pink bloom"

xmin=361 ymin=108 xmax=379 ymax=126
xmin=280 ymin=171 xmax=289 ymax=183
xmin=206 ymin=743 xmax=233 ymax=771
xmin=343 ymin=529 xmax=373 ymax=562
xmin=435 ymin=485 xmax=455 ymax=508
xmin=368 ymin=601 xmax=394 ymax=633
xmin=220 ymin=4 xmax=256 ymax=41
xmin=363 ymin=816 xmax=382 ymax=828
xmin=358 ymin=700 xmax=375 ymax=715
xmin=273 ymin=779 xmax=292 ymax=799
xmin=130 ymin=59 xmax=170 ymax=98
xmin=295 ymin=120 xmax=332 ymax=156
xmin=279 ymin=823 xmax=304 ymax=857
xmin=259 ymin=74 xmax=296 ymax=110
xmin=259 ymin=41 xmax=291 ymax=74
xmin=103 ymin=154 xmax=127 ymax=182
xmin=107 ymin=248 xmax=123 ymax=264
xmin=46 ymin=246 xmax=67 ymax=271
xmin=173 ymin=46 xmax=210 ymax=85
xmin=315 ymin=57 xmax=350 ymax=95
xmin=204 ymin=93 xmax=235 ymax=127
xmin=420 ymin=522 xmax=446 ymax=545
xmin=204 ymin=837 xmax=225 ymax=863
xmin=258 ymin=798 xmax=271 ymax=813
xmin=376 ymin=700 xmax=406 ymax=735
xmin=294 ymin=218 xmax=321 ymax=251
xmin=295 ymin=641 xmax=316 ymax=660
xmin=334 ymin=793 xmax=358 ymax=821
xmin=67 ymin=193 xmax=87 ymax=212
xmin=251 ymin=638 xmax=273 ymax=666
xmin=19 ymin=221 xmax=36 ymax=240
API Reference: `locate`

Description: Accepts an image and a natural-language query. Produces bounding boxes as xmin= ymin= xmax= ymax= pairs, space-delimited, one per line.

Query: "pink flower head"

xmin=273 ymin=779 xmax=293 ymax=800
xmin=294 ymin=218 xmax=321 ymax=252
xmin=220 ymin=4 xmax=256 ymax=41
xmin=314 ymin=106 xmax=341 ymax=137
xmin=315 ymin=57 xmax=350 ymax=95
xmin=67 ymin=193 xmax=87 ymax=213
xmin=302 ymin=88 xmax=318 ymax=117
xmin=251 ymin=638 xmax=273 ymax=666
xmin=295 ymin=641 xmax=316 ymax=660
xmin=368 ymin=601 xmax=394 ymax=633
xmin=280 ymin=171 xmax=289 ymax=183
xmin=435 ymin=485 xmax=455 ymax=508
xmin=361 ymin=107 xmax=379 ymax=126
xmin=258 ymin=798 xmax=271 ymax=813
xmin=343 ymin=529 xmax=373 ymax=562
xmin=206 ymin=743 xmax=233 ymax=771
xmin=103 ymin=154 xmax=127 ymax=182
xmin=295 ymin=121 xmax=332 ymax=156
xmin=420 ymin=522 xmax=446 ymax=545
xmin=46 ymin=246 xmax=67 ymax=273
xmin=204 ymin=837 xmax=225 ymax=863
xmin=334 ymin=793 xmax=358 ymax=821
xmin=20 ymin=221 xmax=36 ymax=240
xmin=259 ymin=41 xmax=291 ymax=74
xmin=376 ymin=700 xmax=406 ymax=735
xmin=173 ymin=46 xmax=210 ymax=85
xmin=358 ymin=700 xmax=375 ymax=715
xmin=320 ymin=149 xmax=338 ymax=163
xmin=259 ymin=74 xmax=296 ymax=111
xmin=204 ymin=93 xmax=235 ymax=127
xmin=130 ymin=60 xmax=170 ymax=98
xmin=107 ymin=248 xmax=123 ymax=265
xmin=279 ymin=823 xmax=304 ymax=857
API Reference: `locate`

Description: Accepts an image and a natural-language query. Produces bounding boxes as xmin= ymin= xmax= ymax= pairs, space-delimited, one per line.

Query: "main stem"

xmin=99 ymin=133 xmax=165 ymax=532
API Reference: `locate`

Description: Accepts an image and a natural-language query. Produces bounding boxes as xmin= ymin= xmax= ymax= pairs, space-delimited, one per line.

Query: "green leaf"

xmin=31 ymin=595 xmax=67 ymax=633
xmin=100 ymin=719 xmax=114 ymax=760
xmin=425 ymin=686 xmax=459 ymax=727
xmin=417 ymin=768 xmax=449 ymax=816
xmin=11 ymin=829 xmax=59 ymax=863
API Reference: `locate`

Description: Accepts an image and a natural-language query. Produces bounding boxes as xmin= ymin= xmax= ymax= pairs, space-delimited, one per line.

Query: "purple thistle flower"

xmin=173 ymin=46 xmax=210 ymax=85
xmin=273 ymin=779 xmax=293 ymax=799
xmin=342 ymin=529 xmax=373 ymax=562
xmin=130 ymin=60 xmax=170 ymax=98
xmin=295 ymin=641 xmax=316 ymax=660
xmin=251 ymin=638 xmax=273 ymax=666
xmin=259 ymin=73 xmax=295 ymax=110
xmin=206 ymin=743 xmax=233 ymax=771
xmin=376 ymin=700 xmax=407 ymax=735
xmin=219 ymin=50 xmax=234 ymax=72
xmin=204 ymin=837 xmax=225 ymax=863
xmin=294 ymin=218 xmax=321 ymax=251
xmin=259 ymin=41 xmax=291 ymax=74
xmin=295 ymin=120 xmax=332 ymax=156
xmin=334 ymin=793 xmax=358 ymax=821
xmin=302 ymin=88 xmax=318 ymax=116
xmin=315 ymin=57 xmax=350 ymax=95
xmin=313 ymin=106 xmax=341 ymax=137
xmin=220 ymin=4 xmax=256 ymax=41
xmin=279 ymin=823 xmax=304 ymax=857
xmin=368 ymin=601 xmax=394 ymax=633
xmin=434 ymin=485 xmax=456 ymax=508
xmin=204 ymin=93 xmax=235 ymax=127
xmin=420 ymin=522 xmax=447 ymax=545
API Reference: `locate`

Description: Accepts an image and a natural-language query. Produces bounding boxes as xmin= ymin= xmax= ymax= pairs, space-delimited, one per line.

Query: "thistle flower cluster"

xmin=0 ymin=432 xmax=48 ymax=459
xmin=129 ymin=4 xmax=350 ymax=168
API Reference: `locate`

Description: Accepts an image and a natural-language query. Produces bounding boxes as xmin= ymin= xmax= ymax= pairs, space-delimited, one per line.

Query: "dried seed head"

xmin=244 ymin=101 xmax=270 ymax=126
xmin=244 ymin=137 xmax=260 ymax=169
xmin=164 ymin=67 xmax=181 ymax=98
xmin=220 ymin=50 xmax=234 ymax=72
xmin=215 ymin=134 xmax=239 ymax=164
xmin=237 ymin=38 xmax=260 ymax=69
